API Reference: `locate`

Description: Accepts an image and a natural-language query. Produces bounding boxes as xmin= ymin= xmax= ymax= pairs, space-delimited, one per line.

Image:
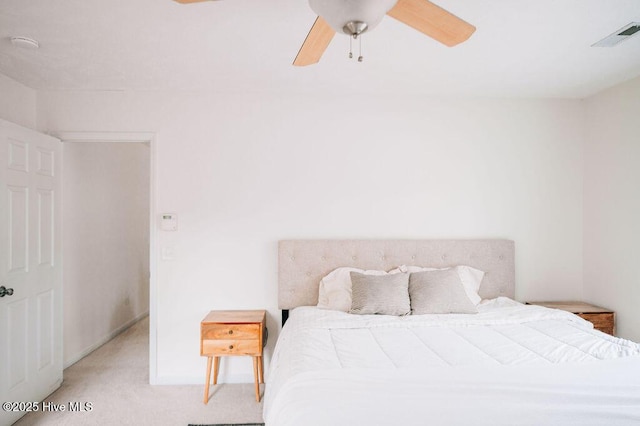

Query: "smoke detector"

xmin=592 ymin=22 xmax=640 ymax=47
xmin=10 ymin=36 xmax=40 ymax=49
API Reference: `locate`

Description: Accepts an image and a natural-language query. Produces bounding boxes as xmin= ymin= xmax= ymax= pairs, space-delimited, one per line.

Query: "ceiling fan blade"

xmin=293 ymin=16 xmax=336 ymax=66
xmin=386 ymin=0 xmax=476 ymax=47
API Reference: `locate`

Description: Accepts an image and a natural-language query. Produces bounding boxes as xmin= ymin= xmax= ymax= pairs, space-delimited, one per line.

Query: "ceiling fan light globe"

xmin=308 ymin=0 xmax=398 ymax=34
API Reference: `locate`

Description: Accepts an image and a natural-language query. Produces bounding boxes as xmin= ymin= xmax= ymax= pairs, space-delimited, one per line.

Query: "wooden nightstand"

xmin=200 ymin=310 xmax=266 ymax=403
xmin=526 ymin=301 xmax=615 ymax=335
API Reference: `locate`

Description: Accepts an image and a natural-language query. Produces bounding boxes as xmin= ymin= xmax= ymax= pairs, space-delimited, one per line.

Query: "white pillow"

xmin=317 ymin=267 xmax=399 ymax=312
xmin=396 ymin=265 xmax=484 ymax=305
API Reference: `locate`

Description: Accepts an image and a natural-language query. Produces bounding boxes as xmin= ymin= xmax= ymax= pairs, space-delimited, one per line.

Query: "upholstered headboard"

xmin=278 ymin=239 xmax=515 ymax=310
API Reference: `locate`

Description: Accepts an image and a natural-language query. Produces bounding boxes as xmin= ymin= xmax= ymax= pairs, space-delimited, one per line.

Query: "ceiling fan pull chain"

xmin=358 ymin=35 xmax=363 ymax=62
xmin=349 ymin=36 xmax=353 ymax=59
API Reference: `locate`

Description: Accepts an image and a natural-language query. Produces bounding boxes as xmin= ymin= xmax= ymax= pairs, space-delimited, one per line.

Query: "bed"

xmin=264 ymin=240 xmax=640 ymax=425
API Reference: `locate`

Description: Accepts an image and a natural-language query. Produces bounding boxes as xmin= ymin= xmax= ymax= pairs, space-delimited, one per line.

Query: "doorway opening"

xmin=57 ymin=132 xmax=157 ymax=383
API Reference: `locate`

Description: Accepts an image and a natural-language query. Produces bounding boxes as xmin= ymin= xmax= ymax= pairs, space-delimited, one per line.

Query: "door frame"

xmin=55 ymin=131 xmax=159 ymax=384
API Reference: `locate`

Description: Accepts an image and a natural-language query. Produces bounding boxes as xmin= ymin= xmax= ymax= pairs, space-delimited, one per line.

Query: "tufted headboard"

xmin=278 ymin=239 xmax=515 ymax=310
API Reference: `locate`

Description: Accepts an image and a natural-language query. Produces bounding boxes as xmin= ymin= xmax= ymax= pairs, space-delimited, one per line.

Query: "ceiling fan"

xmin=173 ymin=0 xmax=476 ymax=66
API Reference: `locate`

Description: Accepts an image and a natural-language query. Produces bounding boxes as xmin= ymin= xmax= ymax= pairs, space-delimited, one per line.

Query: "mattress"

xmin=263 ymin=298 xmax=640 ymax=425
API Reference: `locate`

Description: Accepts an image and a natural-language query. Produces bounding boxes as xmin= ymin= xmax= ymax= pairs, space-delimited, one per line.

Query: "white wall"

xmin=62 ymin=141 xmax=150 ymax=366
xmin=0 ymin=73 xmax=37 ymax=129
xmin=37 ymin=90 xmax=585 ymax=383
xmin=584 ymin=75 xmax=640 ymax=342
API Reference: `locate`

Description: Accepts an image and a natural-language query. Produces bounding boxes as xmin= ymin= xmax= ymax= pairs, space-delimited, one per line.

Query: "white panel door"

xmin=0 ymin=119 xmax=62 ymax=425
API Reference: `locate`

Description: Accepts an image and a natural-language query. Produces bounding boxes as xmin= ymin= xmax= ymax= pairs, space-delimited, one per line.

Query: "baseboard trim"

xmin=63 ymin=311 xmax=149 ymax=369
xmin=154 ymin=373 xmax=257 ymax=385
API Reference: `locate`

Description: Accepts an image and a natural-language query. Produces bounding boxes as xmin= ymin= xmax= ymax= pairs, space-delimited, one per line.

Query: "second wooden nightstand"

xmin=200 ymin=310 xmax=267 ymax=403
xmin=526 ymin=301 xmax=615 ymax=335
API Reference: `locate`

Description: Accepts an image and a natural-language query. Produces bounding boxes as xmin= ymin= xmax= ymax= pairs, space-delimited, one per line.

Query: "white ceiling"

xmin=1 ymin=0 xmax=640 ymax=98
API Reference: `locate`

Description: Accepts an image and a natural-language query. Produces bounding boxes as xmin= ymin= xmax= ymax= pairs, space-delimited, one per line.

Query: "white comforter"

xmin=264 ymin=298 xmax=640 ymax=425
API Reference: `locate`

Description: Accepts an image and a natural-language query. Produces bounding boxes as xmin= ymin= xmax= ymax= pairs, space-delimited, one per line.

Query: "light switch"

xmin=162 ymin=245 xmax=176 ymax=261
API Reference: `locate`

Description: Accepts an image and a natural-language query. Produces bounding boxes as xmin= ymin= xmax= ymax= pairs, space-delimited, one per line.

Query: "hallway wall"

xmin=62 ymin=141 xmax=150 ymax=366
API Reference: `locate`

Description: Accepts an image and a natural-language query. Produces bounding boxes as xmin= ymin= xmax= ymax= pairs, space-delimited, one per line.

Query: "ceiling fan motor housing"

xmin=308 ymin=0 xmax=398 ymax=35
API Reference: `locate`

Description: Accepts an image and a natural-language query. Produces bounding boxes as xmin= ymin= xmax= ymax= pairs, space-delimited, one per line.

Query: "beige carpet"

xmin=15 ymin=317 xmax=265 ymax=425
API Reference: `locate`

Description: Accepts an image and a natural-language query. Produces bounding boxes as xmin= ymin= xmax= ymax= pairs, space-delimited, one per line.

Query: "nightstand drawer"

xmin=579 ymin=313 xmax=614 ymax=335
xmin=526 ymin=301 xmax=615 ymax=336
xmin=202 ymin=323 xmax=260 ymax=340
xmin=202 ymin=339 xmax=260 ymax=356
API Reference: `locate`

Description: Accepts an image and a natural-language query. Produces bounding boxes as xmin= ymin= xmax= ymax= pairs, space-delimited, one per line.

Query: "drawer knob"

xmin=228 ymin=345 xmax=234 ymax=350
xmin=228 ymin=330 xmax=233 ymax=335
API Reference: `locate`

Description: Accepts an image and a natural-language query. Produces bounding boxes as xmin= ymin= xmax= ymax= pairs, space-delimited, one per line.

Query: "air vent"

xmin=592 ymin=22 xmax=640 ymax=47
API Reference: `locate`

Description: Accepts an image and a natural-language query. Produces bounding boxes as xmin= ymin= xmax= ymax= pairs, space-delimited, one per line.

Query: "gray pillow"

xmin=409 ymin=269 xmax=478 ymax=314
xmin=349 ymin=272 xmax=410 ymax=316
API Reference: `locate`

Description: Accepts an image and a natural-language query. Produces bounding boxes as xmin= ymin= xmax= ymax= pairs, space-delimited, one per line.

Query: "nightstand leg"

xmin=204 ymin=356 xmax=212 ymax=404
xmin=253 ymin=356 xmax=260 ymax=402
xmin=259 ymin=355 xmax=264 ymax=383
xmin=213 ymin=356 xmax=220 ymax=385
